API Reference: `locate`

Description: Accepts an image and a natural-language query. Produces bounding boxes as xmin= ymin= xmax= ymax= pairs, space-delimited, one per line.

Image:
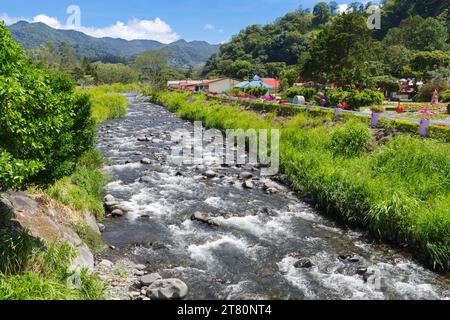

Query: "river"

xmin=96 ymin=93 xmax=449 ymax=300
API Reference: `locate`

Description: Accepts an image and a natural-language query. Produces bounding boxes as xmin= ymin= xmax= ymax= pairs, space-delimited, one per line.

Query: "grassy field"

xmin=153 ymin=91 xmax=450 ymax=271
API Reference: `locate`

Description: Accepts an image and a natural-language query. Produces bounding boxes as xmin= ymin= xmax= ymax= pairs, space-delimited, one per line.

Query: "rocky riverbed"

xmin=95 ymin=93 xmax=449 ymax=300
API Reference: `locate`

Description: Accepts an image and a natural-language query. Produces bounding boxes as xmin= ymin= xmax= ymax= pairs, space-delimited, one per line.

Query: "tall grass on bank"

xmin=78 ymin=86 xmax=128 ymax=124
xmin=152 ymin=91 xmax=450 ymax=271
xmin=0 ymin=235 xmax=104 ymax=300
xmin=44 ymin=149 xmax=106 ymax=221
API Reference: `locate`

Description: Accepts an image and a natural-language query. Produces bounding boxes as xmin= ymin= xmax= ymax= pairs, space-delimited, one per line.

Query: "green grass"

xmin=70 ymin=222 xmax=105 ymax=254
xmin=44 ymin=149 xmax=107 ymax=221
xmin=152 ymin=91 xmax=450 ymax=271
xmin=78 ymin=86 xmax=129 ymax=124
xmin=0 ymin=241 xmax=104 ymax=300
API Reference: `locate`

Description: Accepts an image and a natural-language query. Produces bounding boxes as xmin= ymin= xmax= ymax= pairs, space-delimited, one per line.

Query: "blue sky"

xmin=1 ymin=0 xmax=355 ymax=44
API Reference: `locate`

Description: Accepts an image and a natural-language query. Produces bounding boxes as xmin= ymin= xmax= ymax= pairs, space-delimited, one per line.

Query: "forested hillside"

xmin=203 ymin=0 xmax=450 ymax=88
xmin=8 ymin=21 xmax=219 ymax=68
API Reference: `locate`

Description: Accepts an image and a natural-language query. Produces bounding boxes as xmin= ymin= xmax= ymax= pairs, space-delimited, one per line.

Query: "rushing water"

xmin=96 ymin=93 xmax=449 ymax=300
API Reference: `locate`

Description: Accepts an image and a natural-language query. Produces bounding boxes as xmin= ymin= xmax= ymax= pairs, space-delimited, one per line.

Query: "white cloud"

xmin=0 ymin=13 xmax=180 ymax=44
xmin=203 ymin=23 xmax=215 ymax=31
xmin=78 ymin=18 xmax=179 ymax=43
xmin=337 ymin=4 xmax=349 ymax=14
xmin=0 ymin=13 xmax=27 ymax=25
xmin=33 ymin=14 xmax=62 ymax=28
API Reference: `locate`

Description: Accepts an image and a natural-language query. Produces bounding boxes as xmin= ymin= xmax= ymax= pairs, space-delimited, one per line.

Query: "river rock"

xmin=135 ymin=264 xmax=147 ymax=271
xmin=191 ymin=212 xmax=219 ymax=228
xmin=243 ymin=181 xmax=254 ymax=189
xmin=141 ymin=158 xmax=152 ymax=165
xmin=97 ymin=223 xmax=106 ymax=232
xmin=140 ymin=273 xmax=162 ymax=286
xmin=103 ymin=194 xmax=115 ymax=203
xmin=111 ymin=209 xmax=125 ymax=217
xmin=204 ymin=170 xmax=218 ymax=179
xmin=140 ymin=176 xmax=153 ymax=183
xmin=99 ymin=259 xmax=114 ymax=268
xmin=239 ymin=172 xmax=253 ymax=180
xmin=104 ymin=201 xmax=119 ymax=212
xmin=146 ymin=279 xmax=188 ymax=300
xmin=137 ymin=135 xmax=150 ymax=142
xmin=294 ymin=258 xmax=314 ymax=269
xmin=265 ymin=187 xmax=278 ymax=195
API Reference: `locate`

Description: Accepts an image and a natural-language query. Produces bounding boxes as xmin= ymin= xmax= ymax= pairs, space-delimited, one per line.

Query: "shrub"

xmin=326 ymin=88 xmax=384 ymax=109
xmin=428 ymin=125 xmax=450 ymax=142
xmin=0 ymin=24 xmax=96 ymax=189
xmin=415 ymin=81 xmax=447 ymax=102
xmin=243 ymin=86 xmax=268 ymax=98
xmin=330 ymin=120 xmax=373 ymax=157
xmin=285 ymin=87 xmax=317 ymax=100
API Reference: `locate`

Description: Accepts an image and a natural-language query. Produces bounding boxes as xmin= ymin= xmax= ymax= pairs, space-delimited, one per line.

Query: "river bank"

xmin=95 ymin=93 xmax=449 ymax=300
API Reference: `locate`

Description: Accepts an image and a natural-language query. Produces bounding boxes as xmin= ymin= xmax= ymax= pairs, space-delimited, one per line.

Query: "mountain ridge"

xmin=8 ymin=21 xmax=220 ymax=68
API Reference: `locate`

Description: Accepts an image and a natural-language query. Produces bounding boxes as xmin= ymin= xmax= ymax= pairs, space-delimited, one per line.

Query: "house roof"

xmin=261 ymin=78 xmax=281 ymax=88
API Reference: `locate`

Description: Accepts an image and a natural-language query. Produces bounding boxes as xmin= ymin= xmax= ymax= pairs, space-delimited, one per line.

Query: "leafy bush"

xmin=440 ymin=89 xmax=450 ymax=102
xmin=326 ymin=88 xmax=384 ymax=109
xmin=415 ymin=81 xmax=447 ymax=102
xmin=0 ymin=24 xmax=96 ymax=190
xmin=243 ymin=86 xmax=268 ymax=98
xmin=285 ymin=87 xmax=317 ymax=100
xmin=330 ymin=120 xmax=373 ymax=157
xmin=428 ymin=125 xmax=450 ymax=143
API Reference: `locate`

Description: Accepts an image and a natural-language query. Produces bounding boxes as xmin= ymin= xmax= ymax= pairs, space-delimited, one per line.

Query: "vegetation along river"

xmin=96 ymin=93 xmax=450 ymax=300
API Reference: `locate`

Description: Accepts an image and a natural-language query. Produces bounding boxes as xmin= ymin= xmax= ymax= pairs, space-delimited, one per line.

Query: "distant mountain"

xmin=8 ymin=21 xmax=219 ymax=68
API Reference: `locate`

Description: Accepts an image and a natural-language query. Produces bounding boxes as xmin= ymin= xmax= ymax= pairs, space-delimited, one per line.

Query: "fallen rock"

xmin=191 ymin=212 xmax=219 ymax=228
xmin=265 ymin=187 xmax=278 ymax=195
xmin=294 ymin=258 xmax=314 ymax=269
xmin=135 ymin=264 xmax=147 ymax=271
xmin=111 ymin=209 xmax=125 ymax=217
xmin=204 ymin=170 xmax=218 ymax=179
xmin=141 ymin=273 xmax=162 ymax=286
xmin=239 ymin=172 xmax=253 ymax=180
xmin=146 ymin=279 xmax=188 ymax=300
xmin=141 ymin=158 xmax=152 ymax=165
xmin=103 ymin=194 xmax=115 ymax=203
xmin=97 ymin=223 xmax=106 ymax=233
xmin=99 ymin=259 xmax=114 ymax=268
xmin=83 ymin=210 xmax=100 ymax=235
xmin=70 ymin=244 xmax=94 ymax=273
xmin=137 ymin=135 xmax=150 ymax=142
xmin=242 ymin=181 xmax=254 ymax=189
xmin=104 ymin=201 xmax=120 ymax=212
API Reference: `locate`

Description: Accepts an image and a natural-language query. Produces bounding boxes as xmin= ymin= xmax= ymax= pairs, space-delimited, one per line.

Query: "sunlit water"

xmin=96 ymin=93 xmax=449 ymax=300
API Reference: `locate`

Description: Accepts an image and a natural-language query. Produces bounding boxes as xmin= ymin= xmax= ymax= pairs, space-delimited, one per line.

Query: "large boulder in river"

xmin=146 ymin=279 xmax=188 ymax=300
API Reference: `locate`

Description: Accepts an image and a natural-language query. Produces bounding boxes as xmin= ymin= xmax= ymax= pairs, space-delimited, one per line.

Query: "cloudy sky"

xmin=0 ymin=0 xmax=358 ymax=44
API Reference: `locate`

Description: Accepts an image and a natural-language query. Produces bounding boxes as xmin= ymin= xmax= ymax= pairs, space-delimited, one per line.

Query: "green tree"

xmin=0 ymin=23 xmax=95 ymax=189
xmin=410 ymin=50 xmax=450 ymax=80
xmin=134 ymin=50 xmax=168 ymax=85
xmin=302 ymin=13 xmax=378 ymax=87
xmin=313 ymin=2 xmax=332 ymax=26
